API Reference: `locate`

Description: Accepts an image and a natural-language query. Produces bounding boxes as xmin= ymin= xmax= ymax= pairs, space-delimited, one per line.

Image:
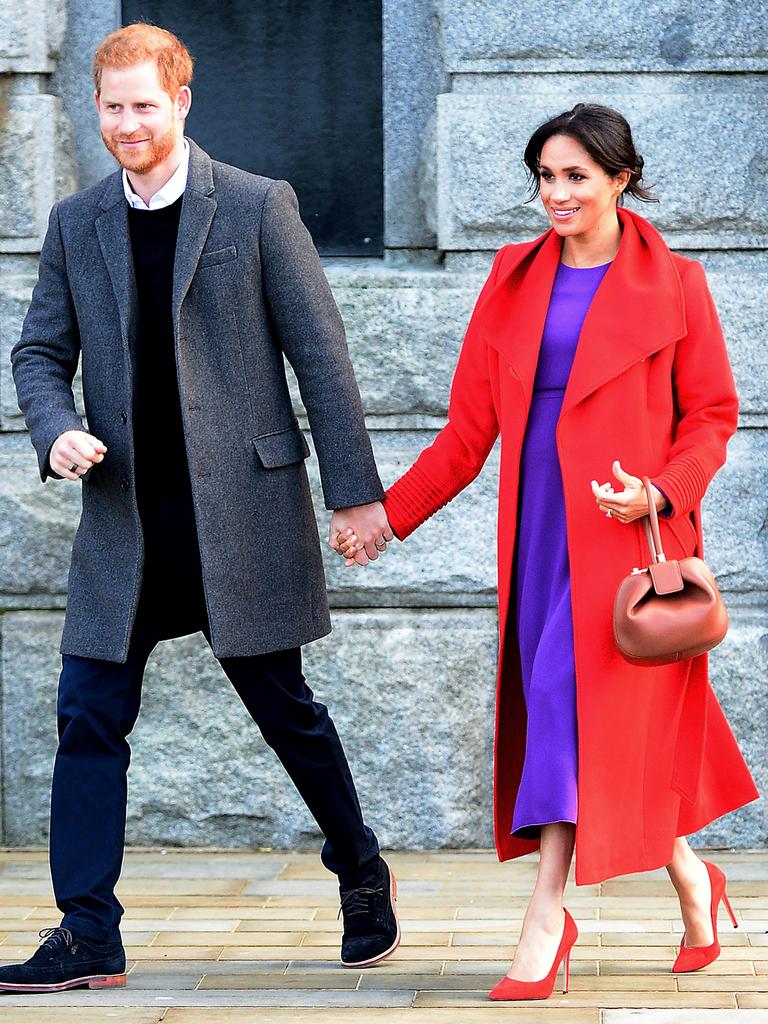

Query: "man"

xmin=3 ymin=22 xmax=397 ymax=993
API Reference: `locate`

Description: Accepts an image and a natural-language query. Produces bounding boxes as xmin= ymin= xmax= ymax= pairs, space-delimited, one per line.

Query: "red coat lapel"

xmin=477 ymin=207 xmax=689 ymax=417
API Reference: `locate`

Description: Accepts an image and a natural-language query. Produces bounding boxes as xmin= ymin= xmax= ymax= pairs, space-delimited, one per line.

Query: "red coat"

xmin=383 ymin=207 xmax=758 ymax=885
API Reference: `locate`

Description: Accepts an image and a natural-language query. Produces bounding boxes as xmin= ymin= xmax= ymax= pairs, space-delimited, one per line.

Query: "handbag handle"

xmin=641 ymin=476 xmax=666 ymax=565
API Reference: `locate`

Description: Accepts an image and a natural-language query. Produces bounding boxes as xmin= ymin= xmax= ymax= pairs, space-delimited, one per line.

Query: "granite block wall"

xmin=0 ymin=0 xmax=764 ymax=852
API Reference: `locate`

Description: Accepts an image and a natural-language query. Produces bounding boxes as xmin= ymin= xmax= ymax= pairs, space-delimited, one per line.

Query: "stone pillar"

xmin=0 ymin=0 xmax=79 ymax=841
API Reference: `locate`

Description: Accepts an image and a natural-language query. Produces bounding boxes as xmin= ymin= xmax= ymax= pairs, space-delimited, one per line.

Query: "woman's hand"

xmin=331 ymin=506 xmax=394 ymax=567
xmin=591 ymin=460 xmax=667 ymax=523
xmin=337 ymin=525 xmax=393 ymax=567
xmin=338 ymin=530 xmax=360 ymax=566
xmin=329 ymin=502 xmax=393 ymax=566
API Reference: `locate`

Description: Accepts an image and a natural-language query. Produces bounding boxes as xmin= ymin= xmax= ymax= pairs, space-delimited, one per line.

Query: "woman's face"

xmin=537 ymin=134 xmax=630 ymax=239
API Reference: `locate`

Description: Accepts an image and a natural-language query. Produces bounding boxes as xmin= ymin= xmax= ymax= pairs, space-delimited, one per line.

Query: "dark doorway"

xmin=121 ymin=1 xmax=383 ymax=255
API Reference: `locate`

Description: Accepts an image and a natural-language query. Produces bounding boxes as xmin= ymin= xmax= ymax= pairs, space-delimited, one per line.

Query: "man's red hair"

xmin=93 ymin=23 xmax=194 ymax=97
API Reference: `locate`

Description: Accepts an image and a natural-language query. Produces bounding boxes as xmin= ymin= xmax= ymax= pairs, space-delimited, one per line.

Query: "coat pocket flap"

xmin=251 ymin=425 xmax=311 ymax=468
xmin=197 ymin=244 xmax=238 ymax=268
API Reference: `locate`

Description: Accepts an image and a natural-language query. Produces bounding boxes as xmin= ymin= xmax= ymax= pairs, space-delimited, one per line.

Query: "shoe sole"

xmin=0 ymin=973 xmax=126 ymax=992
xmin=341 ymin=868 xmax=401 ymax=969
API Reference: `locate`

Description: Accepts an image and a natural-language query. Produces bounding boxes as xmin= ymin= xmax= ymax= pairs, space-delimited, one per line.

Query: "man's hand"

xmin=329 ymin=501 xmax=393 ymax=567
xmin=49 ymin=430 xmax=107 ymax=481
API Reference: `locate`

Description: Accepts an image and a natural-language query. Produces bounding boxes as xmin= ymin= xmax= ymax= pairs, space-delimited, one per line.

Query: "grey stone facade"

xmin=0 ymin=0 xmax=765 ymax=852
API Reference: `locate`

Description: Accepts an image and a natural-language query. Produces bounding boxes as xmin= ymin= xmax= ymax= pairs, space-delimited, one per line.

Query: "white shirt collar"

xmin=122 ymin=138 xmax=190 ymax=211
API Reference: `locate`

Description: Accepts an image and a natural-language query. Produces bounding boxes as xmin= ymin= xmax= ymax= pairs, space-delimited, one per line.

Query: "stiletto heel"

xmin=488 ymin=907 xmax=578 ymax=1001
xmin=722 ymin=888 xmax=738 ymax=928
xmin=672 ymin=860 xmax=737 ymax=973
xmin=562 ymin=947 xmax=571 ymax=994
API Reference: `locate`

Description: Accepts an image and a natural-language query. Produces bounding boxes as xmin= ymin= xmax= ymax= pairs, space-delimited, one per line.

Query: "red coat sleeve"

xmin=383 ymin=246 xmax=507 ymax=540
xmin=652 ymin=259 xmax=739 ymax=518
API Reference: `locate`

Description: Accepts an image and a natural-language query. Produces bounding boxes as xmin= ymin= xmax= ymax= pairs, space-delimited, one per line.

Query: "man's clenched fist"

xmin=49 ymin=430 xmax=107 ymax=481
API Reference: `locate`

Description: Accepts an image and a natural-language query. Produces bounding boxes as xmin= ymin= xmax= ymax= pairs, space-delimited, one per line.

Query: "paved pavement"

xmin=0 ymin=847 xmax=766 ymax=1022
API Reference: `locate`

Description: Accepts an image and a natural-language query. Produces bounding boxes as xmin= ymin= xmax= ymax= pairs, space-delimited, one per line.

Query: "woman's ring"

xmin=69 ymin=463 xmax=79 ymax=473
xmin=375 ymin=542 xmax=387 ymax=552
xmin=606 ymin=510 xmax=612 ymax=518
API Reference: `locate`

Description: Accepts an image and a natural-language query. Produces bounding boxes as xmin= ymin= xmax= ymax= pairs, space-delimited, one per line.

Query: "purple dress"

xmin=510 ymin=259 xmax=612 ymax=838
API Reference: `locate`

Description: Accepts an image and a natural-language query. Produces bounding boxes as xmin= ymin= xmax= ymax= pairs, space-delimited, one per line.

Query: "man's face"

xmin=95 ymin=60 xmax=190 ymax=174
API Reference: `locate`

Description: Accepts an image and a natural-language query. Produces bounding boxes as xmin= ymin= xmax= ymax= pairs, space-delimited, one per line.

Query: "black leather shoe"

xmin=0 ymin=927 xmax=126 ymax=992
xmin=339 ymin=858 xmax=400 ymax=968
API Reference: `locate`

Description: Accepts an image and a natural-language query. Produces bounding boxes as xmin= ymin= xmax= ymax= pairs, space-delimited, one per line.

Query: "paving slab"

xmin=163 ymin=1011 xmax=600 ymax=1023
xmin=358 ymin=973 xmax=496 ymax=990
xmin=443 ymin=958 xmax=599 ymax=975
xmin=600 ymin=931 xmax=748 ymax=946
xmin=130 ymin=960 xmax=290 ymax=974
xmin=0 ymin=1012 xmax=164 ymax=1024
xmin=738 ymin=994 xmax=768 ymax=1007
xmin=603 ymin=1013 xmax=768 ymax=1023
xmin=197 ymin=972 xmax=361 ymax=989
xmin=154 ymin=930 xmax=306 ymax=946
xmin=414 ymin=991 xmax=738 ymax=1008
xmin=677 ymin=975 xmax=768 ymax=991
xmin=284 ymin=958 xmax=444 ymax=973
xmin=173 ymin=907 xmax=316 ymax=921
xmin=121 ymin=973 xmax=202 ymax=991
xmin=0 ymin=989 xmax=416 ymax=1007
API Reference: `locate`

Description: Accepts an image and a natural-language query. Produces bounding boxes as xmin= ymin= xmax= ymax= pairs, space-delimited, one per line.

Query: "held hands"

xmin=591 ymin=460 xmax=667 ymax=523
xmin=49 ymin=430 xmax=107 ymax=481
xmin=329 ymin=501 xmax=393 ymax=567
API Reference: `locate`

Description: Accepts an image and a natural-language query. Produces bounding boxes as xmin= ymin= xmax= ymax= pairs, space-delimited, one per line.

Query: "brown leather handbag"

xmin=613 ymin=477 xmax=728 ymax=666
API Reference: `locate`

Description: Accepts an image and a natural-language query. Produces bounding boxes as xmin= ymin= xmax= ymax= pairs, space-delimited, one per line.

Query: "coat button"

xmin=120 ymin=411 xmax=128 ymax=424
xmin=121 ymin=477 xmax=130 ymax=492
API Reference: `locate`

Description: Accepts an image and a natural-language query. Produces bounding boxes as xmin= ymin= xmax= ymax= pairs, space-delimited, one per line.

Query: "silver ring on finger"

xmin=69 ymin=463 xmax=79 ymax=473
xmin=606 ymin=510 xmax=612 ymax=518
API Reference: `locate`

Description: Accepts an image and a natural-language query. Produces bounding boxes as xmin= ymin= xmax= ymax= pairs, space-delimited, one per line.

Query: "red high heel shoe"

xmin=488 ymin=907 xmax=578 ymax=1001
xmin=672 ymin=860 xmax=738 ymax=973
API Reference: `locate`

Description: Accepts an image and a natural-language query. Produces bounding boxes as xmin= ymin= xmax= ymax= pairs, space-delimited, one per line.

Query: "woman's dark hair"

xmin=522 ymin=103 xmax=658 ymax=206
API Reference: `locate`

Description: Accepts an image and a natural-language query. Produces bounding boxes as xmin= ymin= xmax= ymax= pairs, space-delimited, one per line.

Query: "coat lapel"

xmin=479 ymin=207 xmax=688 ymax=417
xmin=561 ymin=208 xmax=687 ymax=416
xmin=478 ymin=228 xmax=561 ymax=403
xmin=95 ymin=172 xmax=138 ymax=358
xmin=172 ymin=137 xmax=217 ymax=328
xmin=95 ymin=139 xmax=218 ymax=348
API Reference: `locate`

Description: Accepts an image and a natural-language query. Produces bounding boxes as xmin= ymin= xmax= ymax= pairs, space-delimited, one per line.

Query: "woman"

xmin=337 ymin=104 xmax=759 ymax=1000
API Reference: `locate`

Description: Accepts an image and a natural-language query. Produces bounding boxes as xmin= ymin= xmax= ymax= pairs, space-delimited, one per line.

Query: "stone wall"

xmin=0 ymin=0 xmax=765 ymax=852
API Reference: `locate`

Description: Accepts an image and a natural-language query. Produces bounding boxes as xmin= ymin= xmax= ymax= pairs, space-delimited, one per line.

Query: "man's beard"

xmin=101 ymin=124 xmax=178 ymax=175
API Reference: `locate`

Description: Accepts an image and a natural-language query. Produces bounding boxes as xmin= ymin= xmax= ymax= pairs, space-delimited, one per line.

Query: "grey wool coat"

xmin=11 ymin=137 xmax=384 ymax=663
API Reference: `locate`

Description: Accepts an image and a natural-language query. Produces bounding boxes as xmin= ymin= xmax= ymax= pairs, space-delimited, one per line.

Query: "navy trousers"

xmin=49 ymin=611 xmax=380 ymax=943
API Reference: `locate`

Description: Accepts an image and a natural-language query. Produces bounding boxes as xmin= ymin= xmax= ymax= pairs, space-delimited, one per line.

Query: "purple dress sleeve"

xmin=650 ymin=480 xmax=673 ymax=517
